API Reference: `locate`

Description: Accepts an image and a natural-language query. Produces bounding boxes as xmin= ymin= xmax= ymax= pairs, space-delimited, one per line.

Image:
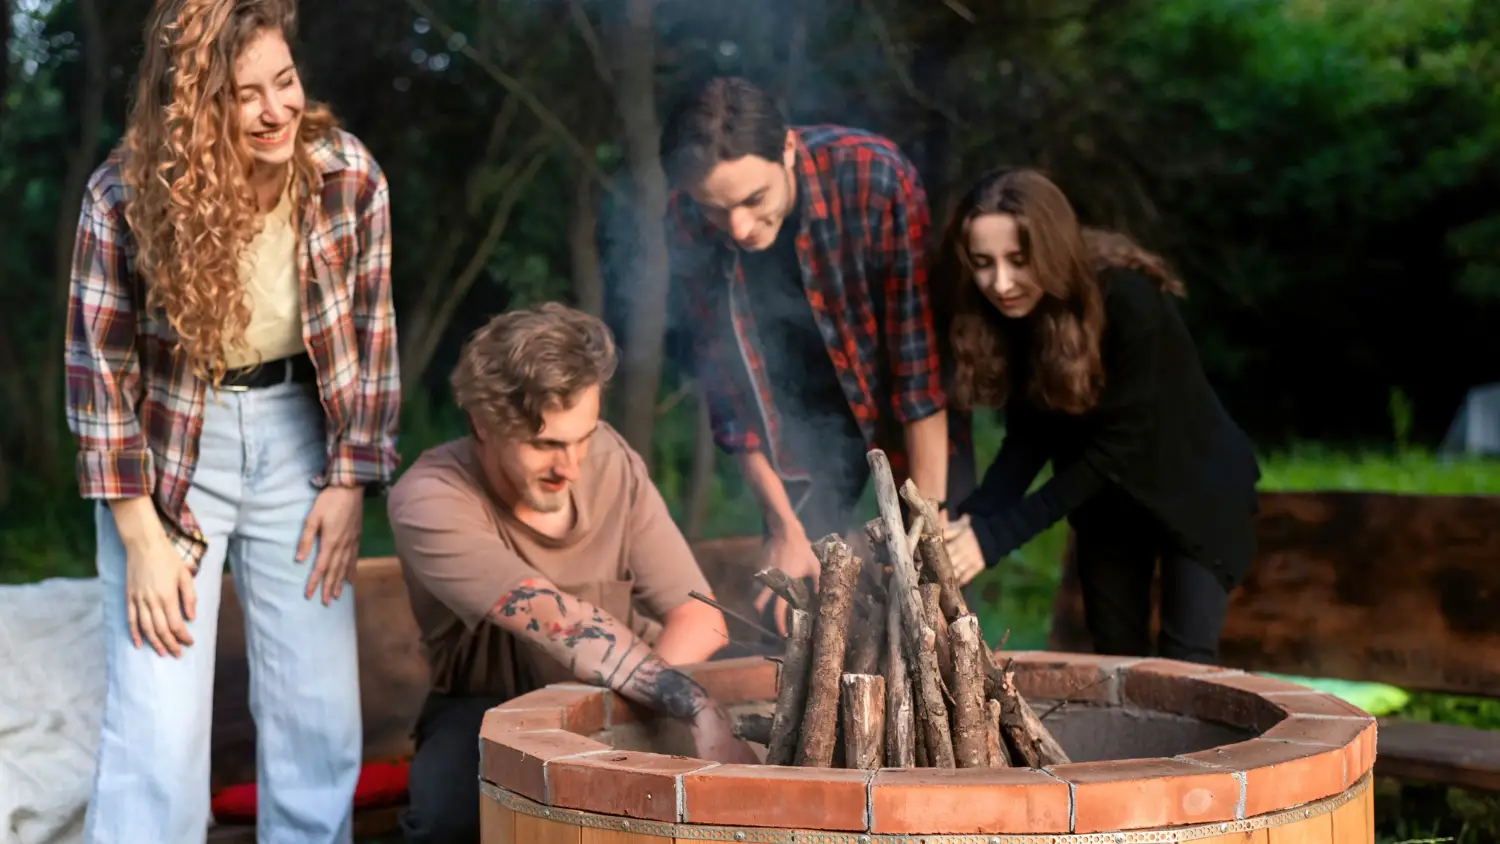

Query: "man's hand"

xmin=690 ymin=704 xmax=760 ymax=764
xmin=489 ymin=577 xmax=748 ymax=754
xmin=765 ymin=524 xmax=821 ymax=585
xmin=297 ymin=485 xmax=365 ymax=604
xmin=943 ymin=514 xmax=986 ymax=586
xmin=753 ymin=524 xmax=821 ymax=636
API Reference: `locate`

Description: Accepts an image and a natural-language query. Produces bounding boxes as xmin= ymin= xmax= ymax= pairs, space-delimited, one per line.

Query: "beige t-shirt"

xmin=225 ymin=183 xmax=304 ymax=370
xmin=386 ymin=422 xmax=713 ymax=700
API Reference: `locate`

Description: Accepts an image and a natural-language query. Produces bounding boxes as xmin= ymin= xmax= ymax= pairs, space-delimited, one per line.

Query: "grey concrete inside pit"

xmin=590 ymin=699 xmax=1256 ymax=764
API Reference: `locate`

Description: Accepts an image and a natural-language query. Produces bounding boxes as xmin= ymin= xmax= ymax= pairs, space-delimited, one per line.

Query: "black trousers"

xmin=399 ymin=693 xmax=502 ymax=844
xmin=1071 ymin=489 xmax=1230 ymax=665
xmin=399 ymin=645 xmax=755 ymax=842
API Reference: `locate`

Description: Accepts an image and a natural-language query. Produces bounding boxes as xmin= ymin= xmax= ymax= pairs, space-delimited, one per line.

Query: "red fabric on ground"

xmin=210 ymin=759 xmax=410 ymax=822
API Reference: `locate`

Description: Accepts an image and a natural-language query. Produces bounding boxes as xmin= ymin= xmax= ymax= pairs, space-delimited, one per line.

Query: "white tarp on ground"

xmin=1441 ymin=381 xmax=1500 ymax=457
xmin=0 ymin=577 xmax=104 ymax=844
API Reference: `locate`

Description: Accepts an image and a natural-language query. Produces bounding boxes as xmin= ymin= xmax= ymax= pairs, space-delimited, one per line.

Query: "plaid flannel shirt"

xmin=65 ymin=128 xmax=401 ymax=570
xmin=667 ymin=125 xmax=945 ymax=484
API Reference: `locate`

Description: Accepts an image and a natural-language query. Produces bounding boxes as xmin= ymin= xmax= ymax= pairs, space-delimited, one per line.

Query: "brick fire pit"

xmin=478 ymin=653 xmax=1374 ymax=842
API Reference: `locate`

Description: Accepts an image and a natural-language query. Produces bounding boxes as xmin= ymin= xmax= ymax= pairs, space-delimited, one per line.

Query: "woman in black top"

xmin=937 ymin=168 xmax=1261 ymax=664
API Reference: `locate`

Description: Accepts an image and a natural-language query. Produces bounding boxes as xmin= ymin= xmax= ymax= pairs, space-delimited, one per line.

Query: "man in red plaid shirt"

xmin=661 ymin=76 xmax=973 ymax=596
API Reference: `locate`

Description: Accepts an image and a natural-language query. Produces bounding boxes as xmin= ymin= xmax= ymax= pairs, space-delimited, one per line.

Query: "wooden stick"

xmin=902 ymin=478 xmax=1011 ymax=687
xmin=840 ymin=674 xmax=886 ymax=770
xmin=867 ymin=450 xmax=956 ymax=768
xmin=949 ymin=615 xmax=990 ymax=768
xmin=900 ymin=479 xmax=970 ymax=620
xmin=766 ymin=608 xmax=813 ymax=765
xmin=906 ymin=516 xmax=926 ymax=573
xmin=689 ymin=590 xmax=780 ymax=640
xmin=795 ymin=538 xmax=863 ymax=767
xmin=846 ymin=592 xmax=886 ymax=675
xmin=994 ymin=664 xmax=1071 ymax=767
xmin=734 ymin=712 xmax=773 ymax=745
xmin=921 ymin=583 xmax=955 ymax=694
xmin=883 ymin=574 xmax=916 ymax=767
xmin=755 ymin=566 xmax=812 ymax=612
xmin=985 ymin=699 xmax=1010 ymax=767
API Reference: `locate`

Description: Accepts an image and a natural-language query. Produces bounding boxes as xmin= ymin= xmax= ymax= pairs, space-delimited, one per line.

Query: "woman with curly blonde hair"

xmin=65 ymin=0 xmax=399 ymax=839
xmin=936 ymin=168 xmax=1259 ymax=664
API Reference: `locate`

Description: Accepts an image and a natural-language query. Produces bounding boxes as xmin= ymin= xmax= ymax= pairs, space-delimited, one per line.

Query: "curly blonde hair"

xmin=451 ymin=304 xmax=620 ymax=439
xmin=121 ymin=0 xmax=337 ymax=386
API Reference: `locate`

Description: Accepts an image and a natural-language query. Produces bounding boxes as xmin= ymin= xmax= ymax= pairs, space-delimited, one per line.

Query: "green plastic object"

xmin=1256 ymin=672 xmax=1410 ymax=717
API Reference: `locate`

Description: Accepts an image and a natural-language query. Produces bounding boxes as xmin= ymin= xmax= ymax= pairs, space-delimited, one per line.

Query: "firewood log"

xmin=794 ymin=538 xmax=862 ymax=767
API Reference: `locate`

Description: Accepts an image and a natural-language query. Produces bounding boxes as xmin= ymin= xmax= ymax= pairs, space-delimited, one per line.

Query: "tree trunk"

xmin=610 ymin=0 xmax=671 ymax=464
xmin=398 ymin=145 xmax=550 ymax=395
xmin=0 ymin=0 xmax=11 ymax=128
xmin=40 ymin=0 xmax=106 ymax=481
xmin=570 ymin=168 xmax=604 ymax=316
xmin=778 ymin=3 xmax=807 ymax=118
xmin=684 ymin=391 xmax=716 ymax=539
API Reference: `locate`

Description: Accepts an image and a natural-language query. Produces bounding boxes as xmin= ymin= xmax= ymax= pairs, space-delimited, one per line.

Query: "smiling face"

xmin=966 ymin=212 xmax=1046 ymax=319
xmin=233 ymin=27 xmax=304 ymax=171
xmin=474 ymin=383 xmax=602 ymax=516
xmin=686 ymin=129 xmax=799 ymax=251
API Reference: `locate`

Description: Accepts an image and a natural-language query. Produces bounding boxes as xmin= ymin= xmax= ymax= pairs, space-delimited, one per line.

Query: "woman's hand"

xmin=943 ymin=514 xmax=986 ymax=586
xmin=124 ymin=533 xmax=197 ymax=658
xmin=296 ymin=485 xmax=365 ymax=605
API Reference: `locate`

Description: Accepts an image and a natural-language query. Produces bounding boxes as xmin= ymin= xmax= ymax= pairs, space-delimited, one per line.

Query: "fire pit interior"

xmin=596 ymin=695 xmax=1258 ymax=765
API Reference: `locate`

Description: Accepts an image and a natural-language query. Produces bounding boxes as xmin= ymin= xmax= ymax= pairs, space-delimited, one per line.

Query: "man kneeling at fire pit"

xmin=387 ymin=303 xmax=756 ymax=844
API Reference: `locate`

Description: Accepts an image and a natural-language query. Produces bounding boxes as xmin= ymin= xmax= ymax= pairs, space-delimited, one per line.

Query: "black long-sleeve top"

xmin=952 ymin=268 xmax=1262 ymax=590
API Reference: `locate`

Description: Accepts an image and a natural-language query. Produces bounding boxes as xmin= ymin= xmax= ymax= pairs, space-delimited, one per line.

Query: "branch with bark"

xmin=399 ymin=137 xmax=553 ymax=391
xmin=405 ymin=0 xmax=621 ymax=197
xmin=742 ymin=448 xmax=1069 ymax=770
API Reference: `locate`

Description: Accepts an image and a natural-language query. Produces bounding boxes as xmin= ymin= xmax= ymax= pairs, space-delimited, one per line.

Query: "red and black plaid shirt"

xmin=667 ymin=125 xmax=946 ymax=482
xmin=64 ymin=128 xmax=401 ymax=570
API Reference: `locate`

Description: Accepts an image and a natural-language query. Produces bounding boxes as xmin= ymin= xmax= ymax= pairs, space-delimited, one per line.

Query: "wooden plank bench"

xmin=1046 ymin=491 xmax=1500 ymax=793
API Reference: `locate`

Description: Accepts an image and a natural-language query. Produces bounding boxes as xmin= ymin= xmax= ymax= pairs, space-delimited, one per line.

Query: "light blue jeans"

xmin=83 ymin=382 xmax=362 ymax=844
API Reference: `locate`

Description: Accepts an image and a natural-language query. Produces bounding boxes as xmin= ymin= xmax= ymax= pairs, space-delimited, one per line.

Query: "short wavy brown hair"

xmin=938 ymin=168 xmax=1184 ymax=415
xmin=451 ymin=303 xmax=619 ymax=438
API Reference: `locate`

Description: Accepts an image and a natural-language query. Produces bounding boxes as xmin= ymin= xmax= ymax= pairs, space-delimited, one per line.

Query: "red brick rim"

xmin=478 ymin=652 xmax=1376 ymax=835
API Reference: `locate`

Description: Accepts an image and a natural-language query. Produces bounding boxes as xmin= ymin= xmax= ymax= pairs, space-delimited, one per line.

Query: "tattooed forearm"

xmin=560 ymin=620 xmax=618 ymax=654
xmin=604 ymin=639 xmax=647 ymax=687
xmin=485 ymin=577 xmax=709 ymax=721
xmin=494 ymin=584 xmax=569 ymax=619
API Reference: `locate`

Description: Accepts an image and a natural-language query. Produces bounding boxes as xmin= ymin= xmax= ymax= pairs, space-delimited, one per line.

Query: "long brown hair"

xmin=121 ymin=0 xmax=337 ymax=386
xmin=940 ymin=168 xmax=1184 ymax=415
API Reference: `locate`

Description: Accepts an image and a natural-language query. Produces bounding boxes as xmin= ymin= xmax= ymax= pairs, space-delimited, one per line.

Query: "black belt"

xmin=219 ymin=353 xmax=318 ymax=392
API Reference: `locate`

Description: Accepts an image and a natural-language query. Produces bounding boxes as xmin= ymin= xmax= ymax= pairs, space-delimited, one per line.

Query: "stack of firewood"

xmin=736 ymin=449 xmax=1071 ymax=770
